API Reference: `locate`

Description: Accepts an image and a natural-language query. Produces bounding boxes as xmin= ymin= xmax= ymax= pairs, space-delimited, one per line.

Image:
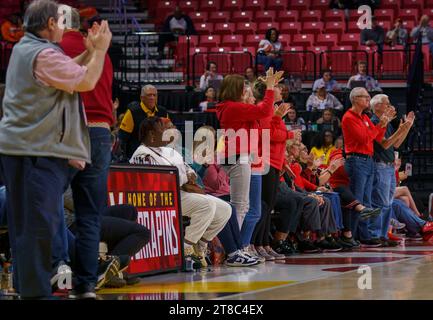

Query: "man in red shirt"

xmin=341 ymin=87 xmax=394 ymax=247
xmin=59 ymin=9 xmax=116 ymax=297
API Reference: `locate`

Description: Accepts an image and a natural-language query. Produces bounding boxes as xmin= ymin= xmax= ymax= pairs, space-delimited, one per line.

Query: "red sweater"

xmin=342 ymin=109 xmax=386 ymax=156
xmin=328 ymin=149 xmax=350 ymax=188
xmin=60 ymin=31 xmax=115 ymax=126
xmin=290 ymin=162 xmax=317 ymax=192
xmin=216 ymin=90 xmax=274 ymax=158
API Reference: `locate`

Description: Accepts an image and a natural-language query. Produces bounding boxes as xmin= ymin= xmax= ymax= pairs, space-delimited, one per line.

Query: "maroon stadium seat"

xmin=156 ymin=1 xmax=177 ymax=21
xmin=316 ymin=34 xmax=339 ymax=47
xmin=324 ymin=21 xmax=345 ymax=36
xmin=222 ymin=34 xmax=244 ymax=47
xmin=214 ymin=22 xmax=236 ymax=35
xmin=276 ymin=10 xmax=299 ymax=22
xmin=399 ymin=8 xmax=419 ymax=24
xmin=255 ymin=11 xmax=277 ymax=23
xmin=292 ymin=34 xmax=315 ymax=48
xmin=244 ymin=0 xmax=265 ymax=11
xmin=245 ymin=34 xmax=262 ymax=46
xmin=300 ymin=10 xmax=322 ymax=23
xmin=190 ymin=12 xmax=208 ymax=24
xmin=208 ymin=53 xmax=231 ymax=74
xmin=377 ymin=50 xmax=406 ymax=76
xmin=325 ymin=9 xmax=345 ymax=23
xmin=325 ymin=51 xmax=354 ymax=76
xmin=222 ymin=0 xmax=244 ymax=11
xmin=231 ymin=11 xmax=254 ymax=22
xmin=209 ymin=46 xmax=233 ymax=53
xmin=311 ymin=0 xmax=329 ymax=11
xmin=236 ymin=22 xmax=258 ymax=35
xmin=208 ymin=11 xmax=230 ymax=23
xmin=178 ymin=0 xmax=199 ymax=14
xmin=340 ymin=34 xmax=361 ymax=48
xmin=258 ymin=22 xmax=280 ymax=34
xmin=303 ymin=22 xmax=324 ymax=34
xmin=266 ymin=0 xmax=287 ymax=11
xmin=199 ymin=0 xmax=222 ymax=11
xmin=402 ymin=20 xmax=415 ymax=31
xmin=195 ymin=23 xmax=214 ymax=35
xmin=278 ymin=34 xmax=291 ymax=47
xmin=423 ymin=8 xmax=433 ymax=19
xmin=374 ymin=9 xmax=395 ymax=24
xmin=402 ymin=0 xmax=424 ymax=11
xmin=280 ymin=22 xmax=302 ymax=35
xmin=232 ymin=52 xmax=254 ymax=73
xmin=377 ymin=21 xmax=391 ymax=33
xmin=200 ymin=35 xmax=222 ymax=47
xmin=381 ymin=0 xmax=402 ymax=9
xmin=289 ymin=0 xmax=310 ymax=11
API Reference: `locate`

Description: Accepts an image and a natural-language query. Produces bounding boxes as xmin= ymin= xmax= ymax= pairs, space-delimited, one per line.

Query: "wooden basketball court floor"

xmin=97 ymin=241 xmax=433 ymax=300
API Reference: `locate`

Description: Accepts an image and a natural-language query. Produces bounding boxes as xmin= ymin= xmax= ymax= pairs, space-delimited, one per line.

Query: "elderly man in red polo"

xmin=341 ymin=87 xmax=395 ymax=247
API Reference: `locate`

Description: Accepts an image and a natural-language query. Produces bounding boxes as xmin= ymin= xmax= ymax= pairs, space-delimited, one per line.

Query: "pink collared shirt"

xmin=33 ymin=48 xmax=87 ymax=94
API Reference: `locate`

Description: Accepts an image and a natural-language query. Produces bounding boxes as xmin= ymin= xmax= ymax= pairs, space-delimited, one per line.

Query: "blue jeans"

xmin=392 ymin=199 xmax=426 ymax=236
xmin=241 ymin=174 xmax=262 ymax=247
xmin=344 ymin=156 xmax=375 ymax=241
xmin=69 ymin=127 xmax=112 ymax=289
xmin=0 ymin=155 xmax=69 ymax=298
xmin=256 ymin=54 xmax=283 ymax=71
xmin=370 ymin=162 xmax=396 ymax=239
xmin=322 ymin=192 xmax=344 ymax=230
xmin=216 ymin=201 xmax=242 ymax=255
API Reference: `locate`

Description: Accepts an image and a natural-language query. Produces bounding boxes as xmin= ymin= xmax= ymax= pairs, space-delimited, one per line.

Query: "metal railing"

xmin=319 ymin=50 xmax=370 ymax=80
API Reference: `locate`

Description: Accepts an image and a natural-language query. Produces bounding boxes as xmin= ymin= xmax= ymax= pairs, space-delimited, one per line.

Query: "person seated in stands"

xmin=316 ymin=108 xmax=341 ymax=135
xmin=385 ymin=18 xmax=408 ymax=47
xmin=285 ymin=105 xmax=306 ymax=131
xmin=256 ymin=28 xmax=283 ymax=72
xmin=118 ymin=85 xmax=169 ymax=161
xmin=312 ymin=69 xmax=341 ymax=93
xmin=310 ymin=130 xmax=336 ymax=165
xmin=244 ymin=66 xmax=256 ymax=84
xmin=347 ymin=60 xmax=382 ymax=92
xmin=199 ymin=61 xmax=223 ymax=91
xmin=306 ymin=84 xmax=343 ymax=112
xmin=198 ymin=86 xmax=217 ymax=112
xmin=0 ymin=13 xmax=24 ymax=43
xmin=361 ymin=16 xmax=385 ymax=54
xmin=130 ymin=117 xmax=231 ymax=268
xmin=411 ymin=15 xmax=433 ymax=58
xmin=157 ymin=6 xmax=196 ymax=60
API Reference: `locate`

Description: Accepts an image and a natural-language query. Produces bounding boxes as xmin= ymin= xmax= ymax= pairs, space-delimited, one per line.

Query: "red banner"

xmin=107 ymin=165 xmax=184 ymax=276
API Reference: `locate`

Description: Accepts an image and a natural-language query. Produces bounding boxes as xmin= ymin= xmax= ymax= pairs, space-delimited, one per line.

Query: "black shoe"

xmin=339 ymin=235 xmax=360 ymax=249
xmin=359 ymin=207 xmax=382 ymax=220
xmin=359 ymin=239 xmax=382 ymax=248
xmin=315 ymin=239 xmax=343 ymax=252
xmin=335 ymin=237 xmax=353 ymax=250
xmin=298 ymin=240 xmax=320 ymax=253
xmin=69 ymin=284 xmax=96 ymax=300
xmin=123 ymin=273 xmax=140 ymax=286
xmin=379 ymin=237 xmax=399 ymax=247
xmin=272 ymin=239 xmax=295 ymax=256
xmin=96 ymin=256 xmax=120 ymax=290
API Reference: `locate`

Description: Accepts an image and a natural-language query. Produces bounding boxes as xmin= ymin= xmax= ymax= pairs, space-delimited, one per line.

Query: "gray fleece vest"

xmin=0 ymin=32 xmax=90 ymax=162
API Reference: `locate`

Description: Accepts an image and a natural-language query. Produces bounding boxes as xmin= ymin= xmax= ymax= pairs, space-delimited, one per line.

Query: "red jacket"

xmin=60 ymin=31 xmax=115 ymax=126
xmin=290 ymin=162 xmax=317 ymax=192
xmin=216 ymin=90 xmax=274 ymax=158
xmin=328 ymin=149 xmax=350 ymax=188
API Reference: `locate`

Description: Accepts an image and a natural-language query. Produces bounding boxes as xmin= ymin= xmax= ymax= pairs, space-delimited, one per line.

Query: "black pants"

xmin=252 ymin=167 xmax=280 ymax=246
xmin=274 ymin=182 xmax=303 ymax=234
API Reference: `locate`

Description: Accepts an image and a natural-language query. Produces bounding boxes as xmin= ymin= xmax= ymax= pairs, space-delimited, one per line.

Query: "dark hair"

xmin=265 ymin=28 xmax=279 ymax=42
xmin=322 ymin=108 xmax=334 ymax=116
xmin=252 ymin=80 xmax=267 ymax=102
xmin=204 ymin=86 xmax=215 ymax=95
xmin=321 ymin=69 xmax=332 ymax=76
xmin=206 ymin=61 xmax=217 ymax=71
xmin=138 ymin=116 xmax=163 ymax=143
xmin=313 ymin=130 xmax=334 ymax=149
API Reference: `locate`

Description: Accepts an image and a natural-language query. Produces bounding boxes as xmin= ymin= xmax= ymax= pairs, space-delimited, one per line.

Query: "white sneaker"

xmin=225 ymin=250 xmax=259 ymax=267
xmin=243 ymin=246 xmax=265 ymax=263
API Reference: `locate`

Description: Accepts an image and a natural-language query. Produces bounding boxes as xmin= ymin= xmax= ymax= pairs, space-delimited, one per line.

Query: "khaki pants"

xmin=181 ymin=191 xmax=232 ymax=244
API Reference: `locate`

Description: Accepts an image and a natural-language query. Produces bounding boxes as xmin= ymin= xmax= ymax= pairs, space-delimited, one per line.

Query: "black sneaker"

xmin=379 ymin=238 xmax=399 ymax=247
xmin=315 ymin=239 xmax=343 ymax=252
xmin=360 ymin=239 xmax=382 ymax=248
xmin=69 ymin=284 xmax=96 ymax=300
xmin=359 ymin=207 xmax=382 ymax=220
xmin=96 ymin=256 xmax=120 ymax=290
xmin=298 ymin=240 xmax=320 ymax=253
xmin=339 ymin=235 xmax=360 ymax=249
xmin=272 ymin=240 xmax=296 ymax=256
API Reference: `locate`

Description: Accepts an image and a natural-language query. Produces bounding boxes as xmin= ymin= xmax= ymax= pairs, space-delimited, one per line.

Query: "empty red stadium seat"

xmin=324 ymin=21 xmax=345 ymax=36
xmin=331 ymin=45 xmax=354 ymax=51
xmin=316 ymin=34 xmax=339 ymax=47
xmin=245 ymin=34 xmax=262 ymax=46
xmin=236 ymin=22 xmax=258 ymax=35
xmin=282 ymin=52 xmax=304 ymax=75
xmin=300 ymin=10 xmax=322 ymax=22
xmin=179 ymin=0 xmax=199 ymax=13
xmin=348 ymin=10 xmax=363 ymax=23
xmin=278 ymin=34 xmax=291 ymax=47
xmin=200 ymin=35 xmax=221 ymax=47
xmin=402 ymin=0 xmax=424 ymax=11
xmin=232 ymin=52 xmax=254 ymax=73
xmin=195 ymin=23 xmax=214 ymax=35
xmin=192 ymin=51 xmax=206 ymax=77
xmin=324 ymin=51 xmax=353 ymax=76
xmin=311 ymin=0 xmax=329 ymax=11
xmin=209 ymin=46 xmax=233 ymax=52
xmin=208 ymin=53 xmax=231 ymax=74
xmin=309 ymin=46 xmax=328 ymax=54
xmin=423 ymin=45 xmax=432 ymax=72
xmin=423 ymin=8 xmax=433 ymax=19
xmin=255 ymin=11 xmax=276 ymax=23
xmin=199 ymin=0 xmax=221 ymax=11
xmin=381 ymin=0 xmax=402 ymax=9
xmin=348 ymin=21 xmax=362 ymax=33
xmin=377 ymin=50 xmax=406 ymax=76
xmin=222 ymin=0 xmax=244 ymax=11
xmin=280 ymin=22 xmax=302 ymax=35
xmin=325 ymin=9 xmax=345 ymax=23
xmin=244 ymin=0 xmax=265 ymax=11
xmin=290 ymin=0 xmax=310 ymax=11
xmin=222 ymin=34 xmax=244 ymax=47
xmin=266 ymin=0 xmax=287 ymax=11
xmin=190 ymin=12 xmax=208 ymax=24
xmin=303 ymin=22 xmax=324 ymax=34
xmin=156 ymin=1 xmax=176 ymax=21
xmin=214 ymin=22 xmax=236 ymax=34
xmin=234 ymin=46 xmax=257 ymax=54
xmin=399 ymin=9 xmax=419 ymax=24
xmin=375 ymin=9 xmax=395 ymax=23
xmin=340 ymin=34 xmax=361 ymax=47
xmin=209 ymin=11 xmax=230 ymax=23
xmin=231 ymin=11 xmax=254 ymax=22
xmin=276 ymin=10 xmax=299 ymax=22
xmin=258 ymin=22 xmax=280 ymax=33
xmin=292 ymin=34 xmax=315 ymax=48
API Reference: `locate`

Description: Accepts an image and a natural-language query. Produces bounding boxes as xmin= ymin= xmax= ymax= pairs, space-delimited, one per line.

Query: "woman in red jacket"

xmin=216 ymin=69 xmax=283 ymax=232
